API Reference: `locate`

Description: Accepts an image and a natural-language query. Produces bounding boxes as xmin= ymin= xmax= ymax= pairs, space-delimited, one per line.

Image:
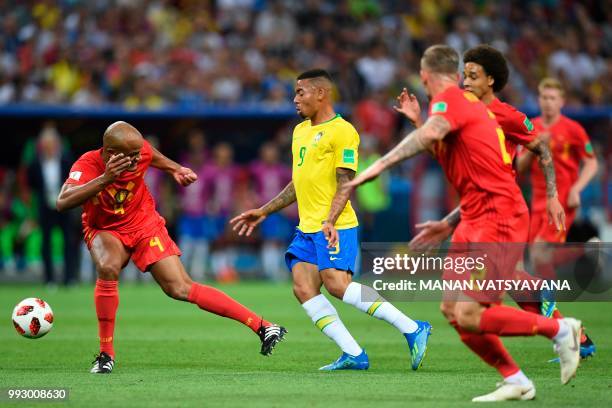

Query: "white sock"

xmin=504 ymin=370 xmax=531 ymax=387
xmin=302 ymin=294 xmax=362 ymax=356
xmin=553 ymin=319 xmax=570 ymax=342
xmin=342 ymin=282 xmax=418 ymax=334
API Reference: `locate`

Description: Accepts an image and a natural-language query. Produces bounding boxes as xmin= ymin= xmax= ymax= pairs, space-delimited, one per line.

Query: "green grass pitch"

xmin=1 ymin=282 xmax=611 ymax=407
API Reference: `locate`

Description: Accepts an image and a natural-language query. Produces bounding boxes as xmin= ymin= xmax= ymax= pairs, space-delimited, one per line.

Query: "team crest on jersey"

xmin=313 ymin=131 xmax=323 ymax=144
xmin=114 ymin=189 xmax=129 ymax=204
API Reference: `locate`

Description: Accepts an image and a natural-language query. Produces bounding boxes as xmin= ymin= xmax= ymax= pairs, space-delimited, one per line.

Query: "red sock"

xmin=451 ymin=321 xmax=519 ymax=377
xmin=516 ymin=301 xmax=541 ymax=315
xmin=187 ymin=283 xmax=270 ymax=333
xmin=479 ymin=305 xmax=560 ymax=339
xmin=95 ymin=279 xmax=119 ymax=358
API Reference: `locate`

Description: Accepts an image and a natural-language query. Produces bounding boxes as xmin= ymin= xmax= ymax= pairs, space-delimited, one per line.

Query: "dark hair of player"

xmin=297 ymin=69 xmax=333 ymax=82
xmin=463 ymin=45 xmax=509 ymax=93
xmin=421 ymin=45 xmax=459 ymax=75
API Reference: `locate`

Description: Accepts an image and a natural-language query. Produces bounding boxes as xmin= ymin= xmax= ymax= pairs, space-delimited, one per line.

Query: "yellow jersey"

xmin=292 ymin=114 xmax=359 ymax=233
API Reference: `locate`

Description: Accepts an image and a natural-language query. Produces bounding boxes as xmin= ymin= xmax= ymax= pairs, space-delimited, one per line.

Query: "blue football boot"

xmin=319 ymin=349 xmax=369 ymax=371
xmin=404 ymin=320 xmax=432 ymax=370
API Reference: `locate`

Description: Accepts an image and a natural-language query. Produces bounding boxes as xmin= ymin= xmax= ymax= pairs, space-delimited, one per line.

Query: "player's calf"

xmin=321 ymin=275 xmax=350 ymax=300
xmin=157 ymin=276 xmax=193 ymax=301
xmin=292 ymin=282 xmax=320 ymax=303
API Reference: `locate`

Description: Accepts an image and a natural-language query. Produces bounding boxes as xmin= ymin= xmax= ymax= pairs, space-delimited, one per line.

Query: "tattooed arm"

xmin=322 ymin=168 xmax=355 ymax=247
xmin=347 ymin=115 xmax=451 ymax=189
xmin=443 ymin=206 xmax=461 ymax=227
xmin=230 ymin=181 xmax=296 ymax=236
xmin=523 ymin=138 xmax=566 ymax=230
xmin=260 ymin=181 xmax=297 ymax=215
xmin=326 ymin=168 xmax=355 ymax=226
xmin=524 ymin=139 xmax=557 ymax=198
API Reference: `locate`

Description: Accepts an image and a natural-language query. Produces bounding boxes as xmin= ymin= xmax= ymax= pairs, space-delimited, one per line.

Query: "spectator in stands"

xmin=27 ymin=122 xmax=77 ymax=285
xmin=250 ymin=142 xmax=292 ymax=281
xmin=177 ymin=129 xmax=209 ymax=280
xmin=254 ymin=0 xmax=297 ymax=51
xmin=203 ymin=142 xmax=241 ymax=282
xmin=0 ymin=1 xmax=609 ymax=108
xmin=356 ymin=41 xmax=397 ymax=92
xmin=548 ymin=30 xmax=594 ymax=91
xmin=445 ymin=15 xmax=481 ymax=57
xmin=1 ymin=169 xmax=42 ymax=277
xmin=353 ymin=88 xmax=398 ymax=150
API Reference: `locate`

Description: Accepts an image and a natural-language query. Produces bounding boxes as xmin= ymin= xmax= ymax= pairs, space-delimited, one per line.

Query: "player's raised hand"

xmin=230 ymin=208 xmax=267 ymax=237
xmin=322 ymin=221 xmax=339 ymax=249
xmin=104 ymin=153 xmax=132 ymax=182
xmin=393 ymin=88 xmax=422 ymax=125
xmin=173 ymin=166 xmax=198 ymax=187
xmin=409 ymin=220 xmax=454 ymax=251
xmin=546 ymin=195 xmax=566 ymax=231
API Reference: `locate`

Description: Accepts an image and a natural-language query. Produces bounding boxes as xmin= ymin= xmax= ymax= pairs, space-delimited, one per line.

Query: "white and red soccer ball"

xmin=12 ymin=298 xmax=54 ymax=338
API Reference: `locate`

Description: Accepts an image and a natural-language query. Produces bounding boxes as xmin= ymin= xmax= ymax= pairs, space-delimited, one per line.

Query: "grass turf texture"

xmin=1 ymin=282 xmax=611 ymax=407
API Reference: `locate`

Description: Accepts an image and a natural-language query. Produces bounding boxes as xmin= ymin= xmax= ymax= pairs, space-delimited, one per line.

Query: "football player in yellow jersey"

xmin=231 ymin=69 xmax=431 ymax=371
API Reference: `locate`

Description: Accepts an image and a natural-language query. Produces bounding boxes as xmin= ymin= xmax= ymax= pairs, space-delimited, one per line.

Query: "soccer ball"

xmin=12 ymin=298 xmax=54 ymax=339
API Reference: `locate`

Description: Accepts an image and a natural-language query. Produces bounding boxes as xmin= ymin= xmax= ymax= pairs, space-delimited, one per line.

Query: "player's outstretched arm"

xmin=409 ymin=206 xmax=460 ymax=251
xmin=150 ymin=146 xmax=197 ymax=187
xmin=322 ymin=168 xmax=355 ymax=248
xmin=230 ymin=181 xmax=296 ymax=237
xmin=346 ymin=115 xmax=451 ymax=190
xmin=56 ymin=153 xmax=132 ymax=211
xmin=524 ymin=138 xmax=566 ymax=231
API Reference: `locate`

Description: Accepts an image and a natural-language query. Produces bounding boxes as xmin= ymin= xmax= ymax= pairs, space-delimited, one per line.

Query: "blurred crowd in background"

xmin=1 ymin=0 xmax=611 ymax=109
xmin=0 ymin=0 xmax=610 ymax=285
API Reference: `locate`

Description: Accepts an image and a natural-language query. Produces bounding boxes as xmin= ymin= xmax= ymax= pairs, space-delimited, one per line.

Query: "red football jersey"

xmin=429 ymin=86 xmax=528 ymax=221
xmin=529 ymin=115 xmax=594 ymax=212
xmin=65 ymin=139 xmax=162 ymax=232
xmin=488 ymin=97 xmax=535 ymax=160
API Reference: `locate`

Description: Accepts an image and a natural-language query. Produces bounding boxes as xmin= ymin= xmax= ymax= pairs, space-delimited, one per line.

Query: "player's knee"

xmin=323 ymin=279 xmax=348 ymax=299
xmin=293 ymin=282 xmax=319 ymax=303
xmin=455 ymin=309 xmax=480 ymax=332
xmin=96 ymin=262 xmax=121 ymax=281
xmin=162 ymin=279 xmax=192 ymax=301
